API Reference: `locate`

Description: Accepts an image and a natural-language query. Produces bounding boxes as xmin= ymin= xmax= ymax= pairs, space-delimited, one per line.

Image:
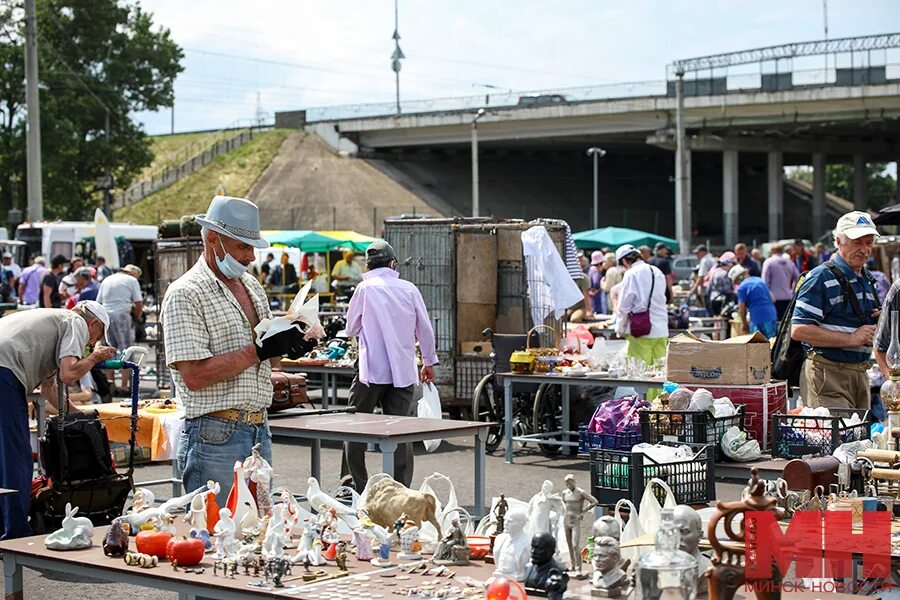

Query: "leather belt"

xmin=206 ymin=409 xmax=267 ymax=425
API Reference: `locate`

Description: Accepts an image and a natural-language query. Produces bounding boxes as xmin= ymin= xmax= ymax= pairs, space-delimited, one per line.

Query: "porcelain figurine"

xmin=335 ymin=541 xmax=348 ymax=572
xmin=561 ymin=474 xmax=598 ymax=576
xmin=352 ymin=524 xmax=374 ymax=561
xmin=398 ymin=520 xmax=422 ymax=560
xmin=493 ymin=508 xmax=531 ymax=581
xmin=225 ymin=461 xmax=257 ymax=534
xmin=363 ymin=477 xmax=441 ymax=538
xmin=124 ymin=551 xmax=158 ymax=568
xmin=243 ymin=443 xmax=274 ymax=517
xmin=239 ymin=501 xmax=260 ymax=538
xmin=673 ymin=504 xmax=711 ymax=595
xmin=102 ymin=519 xmax=130 ymax=556
xmin=262 ymin=509 xmax=289 ymax=560
xmin=527 ymin=480 xmax=565 ymax=537
xmin=184 ymin=492 xmax=207 ymax=531
xmin=524 ymin=532 xmax=570 ymax=600
xmin=494 ymin=494 xmax=509 ymax=535
xmin=45 ymin=503 xmax=94 ymax=550
xmin=433 ymin=517 xmax=469 ymax=565
xmin=213 ymin=507 xmax=237 ymax=558
xmin=187 ymin=527 xmax=210 ymax=551
xmin=590 ymin=536 xmax=629 ymax=598
xmin=159 ymin=513 xmax=177 ymax=536
xmin=120 ymin=481 xmax=218 ymax=532
xmin=306 ymin=476 xmax=359 ymax=530
xmin=130 ymin=488 xmax=155 ymax=514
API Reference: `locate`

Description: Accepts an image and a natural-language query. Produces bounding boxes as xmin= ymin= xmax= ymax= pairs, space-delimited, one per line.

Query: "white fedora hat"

xmin=195 ymin=196 xmax=269 ymax=249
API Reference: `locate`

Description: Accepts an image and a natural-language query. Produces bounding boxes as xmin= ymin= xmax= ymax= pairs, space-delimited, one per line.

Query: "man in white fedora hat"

xmin=162 ymin=196 xmax=316 ymax=505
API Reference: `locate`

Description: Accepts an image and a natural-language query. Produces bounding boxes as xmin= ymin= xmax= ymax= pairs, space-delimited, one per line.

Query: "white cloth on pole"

xmin=521 ymin=226 xmax=583 ymax=323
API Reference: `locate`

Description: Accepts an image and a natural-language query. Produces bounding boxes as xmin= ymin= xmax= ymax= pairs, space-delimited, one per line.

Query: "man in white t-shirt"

xmin=97 ymin=264 xmax=144 ymax=395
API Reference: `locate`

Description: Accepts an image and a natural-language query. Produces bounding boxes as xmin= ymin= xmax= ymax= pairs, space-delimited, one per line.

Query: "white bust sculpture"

xmin=493 ymin=507 xmax=531 ymax=581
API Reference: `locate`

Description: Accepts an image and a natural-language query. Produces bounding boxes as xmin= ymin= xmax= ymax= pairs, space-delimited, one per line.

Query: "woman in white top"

xmin=614 ymin=244 xmax=669 ymax=371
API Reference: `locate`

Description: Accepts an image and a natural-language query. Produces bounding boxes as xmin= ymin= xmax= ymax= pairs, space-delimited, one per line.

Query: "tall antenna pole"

xmin=391 ymin=0 xmax=404 ymax=116
xmin=24 ymin=0 xmax=44 ymax=222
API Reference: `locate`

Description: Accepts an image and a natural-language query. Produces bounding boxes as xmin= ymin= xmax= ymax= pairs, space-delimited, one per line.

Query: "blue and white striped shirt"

xmin=791 ymin=254 xmax=878 ymax=364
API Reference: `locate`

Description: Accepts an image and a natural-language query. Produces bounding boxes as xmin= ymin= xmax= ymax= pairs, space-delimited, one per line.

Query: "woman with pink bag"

xmin=613 ymin=245 xmax=669 ymax=391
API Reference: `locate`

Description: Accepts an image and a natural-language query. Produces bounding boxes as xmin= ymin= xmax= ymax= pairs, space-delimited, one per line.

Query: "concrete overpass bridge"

xmin=276 ymin=33 xmax=900 ymax=249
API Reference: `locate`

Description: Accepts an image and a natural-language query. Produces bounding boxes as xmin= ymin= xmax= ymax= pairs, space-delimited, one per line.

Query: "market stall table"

xmin=93 ymin=403 xmax=185 ymax=462
xmin=0 ymin=527 xmax=604 ymax=600
xmin=281 ymin=362 xmax=356 ymax=409
xmin=497 ymin=371 xmax=664 ymax=464
xmin=268 ymin=413 xmax=491 ymax=518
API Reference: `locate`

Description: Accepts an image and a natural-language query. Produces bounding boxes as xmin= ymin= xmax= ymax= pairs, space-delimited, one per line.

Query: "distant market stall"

xmin=572 ymin=226 xmax=679 ymax=252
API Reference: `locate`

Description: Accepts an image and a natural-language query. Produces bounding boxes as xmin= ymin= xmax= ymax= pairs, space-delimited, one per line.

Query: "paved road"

xmin=3 ymin=434 xmax=748 ymax=599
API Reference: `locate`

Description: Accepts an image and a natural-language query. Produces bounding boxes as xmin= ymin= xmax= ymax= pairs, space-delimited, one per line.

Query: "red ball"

xmin=485 ymin=576 xmax=511 ymax=600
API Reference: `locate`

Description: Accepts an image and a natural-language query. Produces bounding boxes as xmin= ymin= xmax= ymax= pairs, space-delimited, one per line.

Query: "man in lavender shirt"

xmin=761 ymin=243 xmax=799 ymax=321
xmin=16 ymin=256 xmax=47 ymax=305
xmin=340 ymin=240 xmax=438 ymax=491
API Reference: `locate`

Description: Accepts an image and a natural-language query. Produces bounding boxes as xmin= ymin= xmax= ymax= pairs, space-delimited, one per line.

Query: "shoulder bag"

xmin=629 ymin=266 xmax=656 ymax=338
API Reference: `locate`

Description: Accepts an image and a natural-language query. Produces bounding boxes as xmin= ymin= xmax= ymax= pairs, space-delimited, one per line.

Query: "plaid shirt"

xmin=161 ymin=257 xmax=273 ymax=419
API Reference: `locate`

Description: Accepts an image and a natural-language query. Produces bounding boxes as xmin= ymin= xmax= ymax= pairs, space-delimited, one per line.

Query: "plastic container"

xmin=639 ymin=406 xmax=745 ymax=462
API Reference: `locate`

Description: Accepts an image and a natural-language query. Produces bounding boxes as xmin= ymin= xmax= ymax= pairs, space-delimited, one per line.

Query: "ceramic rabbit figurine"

xmin=45 ymin=503 xmax=94 ymax=550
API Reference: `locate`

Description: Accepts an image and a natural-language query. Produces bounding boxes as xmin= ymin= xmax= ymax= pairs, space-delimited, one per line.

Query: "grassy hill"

xmin=117 ymin=128 xmax=290 ymax=224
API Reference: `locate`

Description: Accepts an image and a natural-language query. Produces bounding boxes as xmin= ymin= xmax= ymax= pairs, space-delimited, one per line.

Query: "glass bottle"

xmin=880 ymin=311 xmax=900 ymax=411
xmin=635 ymin=508 xmax=698 ymax=600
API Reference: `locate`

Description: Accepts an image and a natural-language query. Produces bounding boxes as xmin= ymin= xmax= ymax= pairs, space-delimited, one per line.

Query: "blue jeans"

xmin=750 ymin=320 xmax=777 ymax=338
xmin=176 ymin=415 xmax=272 ymax=508
xmin=0 ymin=368 xmax=32 ymax=540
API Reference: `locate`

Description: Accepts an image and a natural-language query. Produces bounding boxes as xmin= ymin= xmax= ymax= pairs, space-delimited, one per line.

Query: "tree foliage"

xmin=0 ymin=0 xmax=183 ymax=226
xmin=790 ymin=162 xmax=897 ymax=211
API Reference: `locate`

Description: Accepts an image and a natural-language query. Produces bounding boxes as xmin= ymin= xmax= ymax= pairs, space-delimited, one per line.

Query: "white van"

xmin=15 ymin=221 xmax=157 ymax=263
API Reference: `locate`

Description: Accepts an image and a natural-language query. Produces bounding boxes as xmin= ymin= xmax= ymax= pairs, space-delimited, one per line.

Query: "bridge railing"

xmin=304 ymin=62 xmax=900 ymax=123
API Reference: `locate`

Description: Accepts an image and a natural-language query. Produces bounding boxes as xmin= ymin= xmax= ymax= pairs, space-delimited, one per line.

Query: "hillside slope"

xmin=116 ymin=129 xmax=290 ymax=224
xmin=249 ymin=131 xmax=439 ymax=234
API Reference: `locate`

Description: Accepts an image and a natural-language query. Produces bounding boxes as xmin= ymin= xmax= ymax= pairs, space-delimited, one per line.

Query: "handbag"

xmin=268 ymin=372 xmax=308 ymax=413
xmin=628 ymin=266 xmax=656 ymax=338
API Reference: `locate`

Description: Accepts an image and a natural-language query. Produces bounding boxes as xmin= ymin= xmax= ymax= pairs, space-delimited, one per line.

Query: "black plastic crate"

xmin=771 ymin=409 xmax=869 ymax=459
xmin=577 ymin=426 xmax=642 ymax=454
xmin=639 ymin=406 xmax=744 ymax=462
xmin=590 ymin=442 xmax=716 ymax=507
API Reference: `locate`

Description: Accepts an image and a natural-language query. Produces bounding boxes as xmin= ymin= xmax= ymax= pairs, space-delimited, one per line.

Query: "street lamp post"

xmin=586 ymin=147 xmax=606 ymax=229
xmin=471 ymin=108 xmax=485 ymax=217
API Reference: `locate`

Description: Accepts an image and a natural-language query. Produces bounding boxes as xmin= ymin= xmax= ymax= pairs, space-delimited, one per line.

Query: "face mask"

xmin=215 ymin=237 xmax=248 ymax=280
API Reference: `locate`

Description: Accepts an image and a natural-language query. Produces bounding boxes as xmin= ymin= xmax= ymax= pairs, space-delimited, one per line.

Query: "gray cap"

xmin=195 ymin=195 xmax=269 ymax=249
xmin=2 ymin=252 xmax=12 ymax=259
xmin=365 ymin=240 xmax=397 ymax=264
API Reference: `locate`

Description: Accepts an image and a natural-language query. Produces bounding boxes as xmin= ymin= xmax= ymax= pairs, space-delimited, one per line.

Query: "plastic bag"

xmin=638 ymin=478 xmax=676 ymax=536
xmin=712 ymin=397 xmax=736 ymax=417
xmin=668 ymin=388 xmax=692 ymax=411
xmin=588 ymin=396 xmax=649 ymax=434
xmin=688 ymin=388 xmax=714 ymax=412
xmin=721 ymin=426 xmax=762 ymax=461
xmin=614 ymin=499 xmax=645 ymax=564
xmin=419 ymin=472 xmax=470 ymax=542
xmin=417 ymin=383 xmax=442 ymax=452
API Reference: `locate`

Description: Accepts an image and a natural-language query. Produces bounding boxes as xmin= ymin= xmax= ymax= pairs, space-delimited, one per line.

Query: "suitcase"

xmin=269 ymin=372 xmax=308 ymax=413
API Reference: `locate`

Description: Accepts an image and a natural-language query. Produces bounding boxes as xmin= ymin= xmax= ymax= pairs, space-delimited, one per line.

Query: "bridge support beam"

xmin=853 ymin=154 xmax=868 ymax=211
xmin=767 ymin=149 xmax=783 ymax=241
xmin=723 ymin=149 xmax=739 ymax=248
xmin=813 ymin=153 xmax=827 ymax=238
xmin=674 ymin=73 xmax=692 ymax=254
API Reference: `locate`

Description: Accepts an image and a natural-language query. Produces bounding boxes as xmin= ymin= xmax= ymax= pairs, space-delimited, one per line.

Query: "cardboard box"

xmin=460 ymin=341 xmax=492 ymax=355
xmin=666 ymin=332 xmax=771 ymax=385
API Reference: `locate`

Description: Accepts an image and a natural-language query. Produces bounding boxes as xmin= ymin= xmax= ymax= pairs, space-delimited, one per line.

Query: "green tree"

xmin=0 ymin=0 xmax=182 ymax=226
xmin=789 ymin=162 xmax=897 ymax=210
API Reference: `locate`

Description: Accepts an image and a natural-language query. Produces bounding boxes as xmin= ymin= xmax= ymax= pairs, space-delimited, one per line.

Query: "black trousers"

xmin=340 ymin=377 xmax=415 ymax=492
xmin=774 ymin=299 xmax=791 ymax=322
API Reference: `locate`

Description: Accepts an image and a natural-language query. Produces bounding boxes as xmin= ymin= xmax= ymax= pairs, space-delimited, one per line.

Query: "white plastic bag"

xmin=638 ymin=478 xmax=676 ymax=536
xmin=419 ymin=473 xmax=470 ymax=542
xmin=614 ymin=499 xmax=645 ymax=564
xmin=417 ymin=383 xmax=442 ymax=452
xmin=721 ymin=426 xmax=762 ymax=462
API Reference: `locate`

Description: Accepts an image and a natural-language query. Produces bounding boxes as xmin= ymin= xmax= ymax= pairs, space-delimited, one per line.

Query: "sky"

xmin=133 ymin=0 xmax=900 ymax=135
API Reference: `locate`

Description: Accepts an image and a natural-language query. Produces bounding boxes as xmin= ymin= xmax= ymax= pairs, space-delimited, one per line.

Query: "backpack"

xmin=771 ymin=261 xmax=881 ymax=386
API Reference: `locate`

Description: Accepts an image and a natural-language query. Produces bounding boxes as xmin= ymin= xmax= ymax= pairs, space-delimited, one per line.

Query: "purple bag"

xmin=628 ymin=267 xmax=656 ymax=338
xmin=588 ymin=396 xmax=650 ymax=435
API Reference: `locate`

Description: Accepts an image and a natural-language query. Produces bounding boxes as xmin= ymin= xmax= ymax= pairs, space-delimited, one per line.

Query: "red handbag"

xmin=628 ymin=267 xmax=656 ymax=338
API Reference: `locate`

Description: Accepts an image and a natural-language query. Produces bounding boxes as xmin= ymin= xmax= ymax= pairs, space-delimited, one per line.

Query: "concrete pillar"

xmin=723 ymin=149 xmax=739 ymax=247
xmin=767 ymin=149 xmax=783 ymax=241
xmin=674 ymin=73 xmax=692 ymax=253
xmin=812 ymin=153 xmax=826 ymax=238
xmin=853 ymin=154 xmax=868 ymax=211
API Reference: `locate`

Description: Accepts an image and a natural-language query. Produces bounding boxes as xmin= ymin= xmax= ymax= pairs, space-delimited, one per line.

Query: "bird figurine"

xmin=305 ymin=477 xmax=359 ymax=530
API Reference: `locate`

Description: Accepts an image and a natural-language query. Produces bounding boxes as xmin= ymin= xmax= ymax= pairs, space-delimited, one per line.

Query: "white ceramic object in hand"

xmin=45 ymin=503 xmax=94 ymax=550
